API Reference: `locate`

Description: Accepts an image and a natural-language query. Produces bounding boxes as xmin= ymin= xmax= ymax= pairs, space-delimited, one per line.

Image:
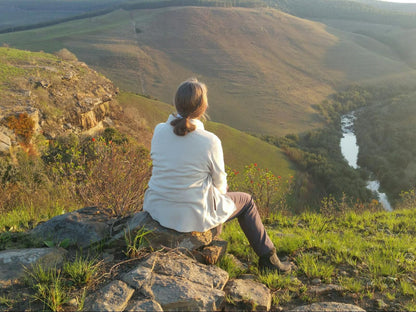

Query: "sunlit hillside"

xmin=2 ymin=5 xmax=414 ymax=137
xmin=117 ymin=92 xmax=294 ymax=176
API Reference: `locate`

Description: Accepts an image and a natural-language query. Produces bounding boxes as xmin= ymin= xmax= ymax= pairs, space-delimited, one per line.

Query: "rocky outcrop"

xmin=0 ymin=128 xmax=11 ymax=155
xmin=4 ymin=206 xmax=368 ymax=312
xmin=30 ymin=208 xmax=222 ymax=253
xmin=0 ymin=47 xmax=119 ymax=155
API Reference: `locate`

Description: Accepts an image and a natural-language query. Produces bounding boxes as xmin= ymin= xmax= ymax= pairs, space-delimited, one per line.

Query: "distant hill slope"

xmin=1 ymin=5 xmax=416 ymax=136
xmin=117 ymin=92 xmax=294 ymax=176
xmin=0 ymin=46 xmax=292 ymax=177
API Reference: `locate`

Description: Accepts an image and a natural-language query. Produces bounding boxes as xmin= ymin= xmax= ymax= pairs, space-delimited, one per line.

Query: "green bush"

xmin=227 ymin=163 xmax=293 ymax=217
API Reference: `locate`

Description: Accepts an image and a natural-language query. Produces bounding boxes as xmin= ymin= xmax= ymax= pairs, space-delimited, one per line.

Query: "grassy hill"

xmin=117 ymin=92 xmax=294 ymax=176
xmin=1 ymin=3 xmax=416 ymax=138
xmin=2 ymin=5 xmax=415 ymax=137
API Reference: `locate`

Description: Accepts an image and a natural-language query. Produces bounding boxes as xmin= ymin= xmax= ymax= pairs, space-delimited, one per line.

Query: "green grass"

xmin=117 ymin=91 xmax=294 ymax=175
xmin=2 ymin=6 xmax=416 ymax=136
xmin=221 ymin=207 xmax=416 ymax=310
xmin=25 ymin=264 xmax=69 ymax=312
xmin=23 ymin=255 xmax=104 ymax=311
xmin=63 ymin=254 xmax=102 ymax=287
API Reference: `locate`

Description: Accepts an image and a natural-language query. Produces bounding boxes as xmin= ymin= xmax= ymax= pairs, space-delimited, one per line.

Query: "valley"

xmin=0 ymin=0 xmax=416 ymax=208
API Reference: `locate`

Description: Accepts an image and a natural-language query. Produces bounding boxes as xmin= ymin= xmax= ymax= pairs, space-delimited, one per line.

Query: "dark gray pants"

xmin=226 ymin=192 xmax=275 ymax=257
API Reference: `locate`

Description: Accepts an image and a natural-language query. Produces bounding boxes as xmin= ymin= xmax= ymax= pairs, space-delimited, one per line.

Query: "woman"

xmin=143 ymin=78 xmax=291 ymax=273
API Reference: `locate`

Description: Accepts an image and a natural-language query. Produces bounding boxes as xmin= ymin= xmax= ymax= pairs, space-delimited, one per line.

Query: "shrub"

xmin=6 ymin=112 xmax=35 ymax=145
xmin=76 ymin=140 xmax=152 ymax=216
xmin=227 ymin=163 xmax=293 ymax=216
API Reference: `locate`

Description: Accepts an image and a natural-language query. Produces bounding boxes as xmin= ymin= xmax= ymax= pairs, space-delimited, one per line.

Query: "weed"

xmin=124 ymin=226 xmax=153 ymax=258
xmin=339 ymin=276 xmax=364 ymax=293
xmin=25 ymin=264 xmax=68 ymax=312
xmin=217 ymin=254 xmax=244 ymax=278
xmin=76 ymin=142 xmax=152 ymax=216
xmin=404 ymin=301 xmax=416 ymax=312
xmin=63 ymin=254 xmax=101 ymax=287
xmin=385 ymin=292 xmax=396 ymax=301
xmin=259 ymin=271 xmax=302 ymax=292
xmin=296 ymin=253 xmax=334 ymax=282
xmin=400 ymin=280 xmax=416 ymax=298
xmin=76 ymin=287 xmax=87 ymax=312
xmin=44 ymin=238 xmax=72 ymax=249
xmin=0 ymin=295 xmax=13 ymax=308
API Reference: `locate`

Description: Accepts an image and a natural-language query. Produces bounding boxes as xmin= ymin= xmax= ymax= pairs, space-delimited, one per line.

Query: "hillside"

xmin=0 ymin=47 xmax=119 ymax=152
xmin=0 ymin=46 xmax=292 ymax=181
xmin=1 ymin=2 xmax=416 ymax=137
xmin=0 ymin=5 xmax=408 ymax=137
xmin=117 ymin=92 xmax=294 ymax=176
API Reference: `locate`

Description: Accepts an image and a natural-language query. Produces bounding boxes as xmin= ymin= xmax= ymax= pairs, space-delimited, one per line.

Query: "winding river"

xmin=340 ymin=113 xmax=393 ymax=211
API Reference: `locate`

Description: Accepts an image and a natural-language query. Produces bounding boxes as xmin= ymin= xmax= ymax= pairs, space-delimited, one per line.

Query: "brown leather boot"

xmin=259 ymin=250 xmax=292 ymax=273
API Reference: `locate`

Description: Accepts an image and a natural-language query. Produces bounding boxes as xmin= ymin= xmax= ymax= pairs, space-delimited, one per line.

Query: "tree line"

xmin=272 ymin=0 xmax=416 ymax=28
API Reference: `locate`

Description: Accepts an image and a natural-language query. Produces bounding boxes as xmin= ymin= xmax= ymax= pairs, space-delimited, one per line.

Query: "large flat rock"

xmin=0 ymin=248 xmax=67 ymax=287
xmin=30 ymin=206 xmax=112 ymax=248
xmin=121 ymin=251 xmax=228 ymax=311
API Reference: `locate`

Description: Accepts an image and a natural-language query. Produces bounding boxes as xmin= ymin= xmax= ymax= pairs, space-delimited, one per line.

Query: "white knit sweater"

xmin=143 ymin=114 xmax=236 ymax=232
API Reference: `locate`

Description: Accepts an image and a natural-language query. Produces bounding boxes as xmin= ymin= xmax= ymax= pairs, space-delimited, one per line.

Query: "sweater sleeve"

xmin=210 ymin=136 xmax=228 ymax=194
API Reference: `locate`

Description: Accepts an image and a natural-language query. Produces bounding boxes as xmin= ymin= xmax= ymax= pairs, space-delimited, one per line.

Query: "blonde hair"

xmin=171 ymin=78 xmax=208 ymax=136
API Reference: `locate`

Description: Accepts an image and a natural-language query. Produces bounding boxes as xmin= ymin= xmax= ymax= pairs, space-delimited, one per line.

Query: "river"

xmin=340 ymin=112 xmax=393 ymax=211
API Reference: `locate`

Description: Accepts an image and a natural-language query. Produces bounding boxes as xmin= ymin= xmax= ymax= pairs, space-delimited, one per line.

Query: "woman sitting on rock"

xmin=143 ymin=78 xmax=291 ymax=273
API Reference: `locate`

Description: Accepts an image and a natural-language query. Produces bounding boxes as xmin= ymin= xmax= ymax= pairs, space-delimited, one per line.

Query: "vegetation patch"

xmin=221 ymin=202 xmax=416 ymax=311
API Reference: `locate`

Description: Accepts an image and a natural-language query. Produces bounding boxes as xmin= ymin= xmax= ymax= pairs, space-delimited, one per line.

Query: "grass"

xmin=24 ymin=264 xmax=68 ymax=312
xmin=124 ymin=226 xmax=154 ymax=258
xmin=220 ymin=207 xmax=416 ymax=311
xmin=117 ymin=91 xmax=295 ymax=175
xmin=63 ymin=254 xmax=102 ymax=287
xmin=23 ymin=254 xmax=104 ymax=312
xmin=2 ymin=6 xmax=416 ymax=137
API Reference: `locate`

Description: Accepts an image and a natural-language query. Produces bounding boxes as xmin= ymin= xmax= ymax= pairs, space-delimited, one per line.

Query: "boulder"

xmin=290 ymin=302 xmax=366 ymax=312
xmin=0 ymin=247 xmax=67 ymax=287
xmin=113 ymin=211 xmax=221 ymax=251
xmin=224 ymin=278 xmax=272 ymax=311
xmin=121 ymin=251 xmax=228 ymax=311
xmin=125 ymin=299 xmax=163 ymax=312
xmin=83 ymin=280 xmax=134 ymax=312
xmin=30 ymin=206 xmax=113 ymax=248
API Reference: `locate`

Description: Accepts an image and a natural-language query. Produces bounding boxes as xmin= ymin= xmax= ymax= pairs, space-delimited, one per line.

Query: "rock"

xmin=0 ymin=130 xmax=11 ymax=155
xmin=376 ymin=299 xmax=388 ymax=309
xmin=290 ymin=302 xmax=366 ymax=312
xmin=125 ymin=298 xmax=163 ymax=312
xmin=141 ymin=273 xmax=224 ymax=311
xmin=30 ymin=206 xmax=113 ymax=248
xmin=84 ymin=280 xmax=134 ymax=312
xmin=227 ymin=254 xmax=249 ymax=271
xmin=123 ymin=251 xmax=229 ymax=290
xmin=112 ymin=211 xmax=221 ymax=251
xmin=0 ymin=248 xmax=67 ymax=287
xmin=224 ymin=278 xmax=272 ymax=311
xmin=200 ymin=239 xmax=228 ymax=264
xmin=308 ymin=284 xmax=343 ymax=296
xmin=121 ymin=251 xmax=228 ymax=311
xmin=311 ymin=278 xmax=321 ymax=285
